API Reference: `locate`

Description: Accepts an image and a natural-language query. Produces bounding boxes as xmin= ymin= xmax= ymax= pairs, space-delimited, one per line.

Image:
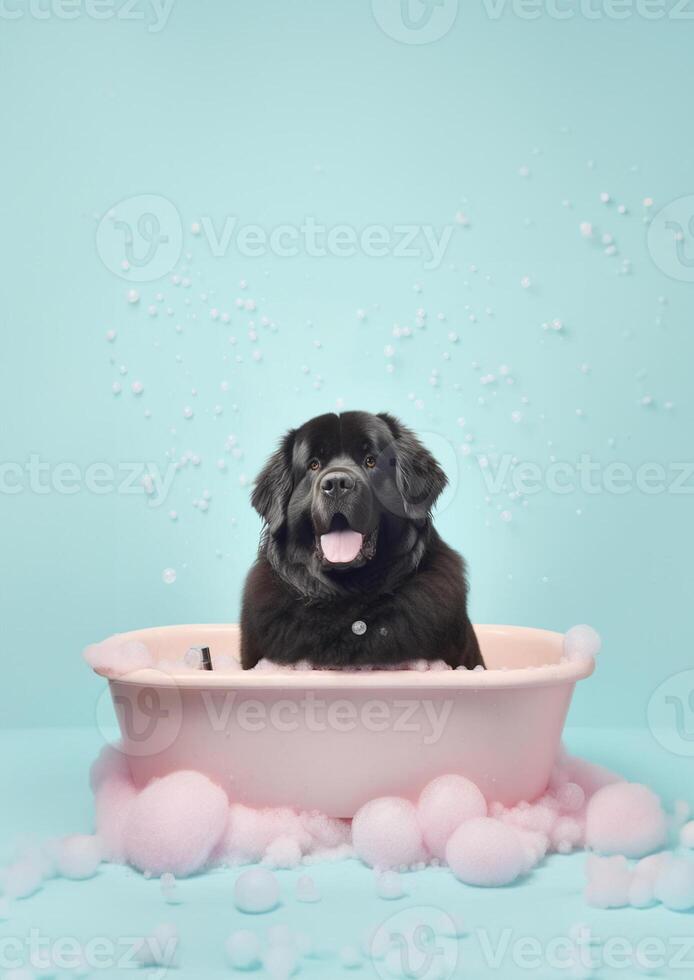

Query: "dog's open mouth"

xmin=317 ymin=514 xmax=376 ymax=567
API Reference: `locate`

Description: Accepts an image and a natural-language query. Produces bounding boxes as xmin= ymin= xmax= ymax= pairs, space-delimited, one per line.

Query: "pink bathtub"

xmin=90 ymin=624 xmax=593 ymax=817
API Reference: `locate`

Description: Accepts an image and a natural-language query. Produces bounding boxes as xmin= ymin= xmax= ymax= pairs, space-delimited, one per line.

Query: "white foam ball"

xmin=123 ymin=771 xmax=228 ymax=875
xmin=584 ymin=854 xmax=632 ymax=909
xmin=585 ymin=783 xmax=667 ymax=858
xmin=295 ymin=875 xmax=321 ymax=903
xmin=653 ymin=857 xmax=694 ymax=911
xmin=233 ymin=868 xmax=280 ymax=914
xmin=563 ymin=625 xmax=601 ymax=662
xmin=52 ymin=835 xmax=102 ymax=880
xmin=445 ymin=818 xmax=526 ymax=886
xmin=417 ymin=774 xmax=487 ymax=859
xmin=352 ymin=797 xmax=425 ymax=869
xmin=680 ymin=820 xmax=694 ymax=849
xmin=225 ymin=930 xmax=261 ymax=969
xmin=261 ymin=945 xmax=298 ymax=979
xmin=0 ymin=859 xmax=44 ymax=899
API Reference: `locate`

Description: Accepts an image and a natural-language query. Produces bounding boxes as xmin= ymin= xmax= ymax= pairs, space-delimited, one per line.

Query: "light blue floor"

xmin=1 ymin=727 xmax=692 ymax=979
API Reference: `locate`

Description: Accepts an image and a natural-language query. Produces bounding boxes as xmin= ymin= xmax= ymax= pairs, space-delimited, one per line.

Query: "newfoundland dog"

xmin=240 ymin=411 xmax=483 ymax=670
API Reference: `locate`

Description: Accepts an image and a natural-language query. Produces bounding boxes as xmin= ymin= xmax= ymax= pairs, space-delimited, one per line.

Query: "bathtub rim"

xmin=89 ymin=623 xmax=596 ymax=691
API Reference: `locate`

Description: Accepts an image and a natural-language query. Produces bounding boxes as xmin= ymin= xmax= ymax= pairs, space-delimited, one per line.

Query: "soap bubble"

xmin=352 ymin=621 xmax=367 ymax=636
xmin=261 ymin=945 xmax=298 ymax=979
xmin=295 ymin=875 xmax=321 ymax=903
xmin=234 ymin=868 xmax=280 ymax=914
xmin=162 ymin=568 xmax=176 ymax=585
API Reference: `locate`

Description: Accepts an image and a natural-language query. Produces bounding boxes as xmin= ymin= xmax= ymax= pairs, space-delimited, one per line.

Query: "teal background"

xmin=1 ymin=0 xmax=693 ymax=732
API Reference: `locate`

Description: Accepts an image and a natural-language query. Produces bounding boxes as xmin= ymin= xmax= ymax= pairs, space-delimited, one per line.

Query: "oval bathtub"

xmin=90 ymin=624 xmax=594 ymax=817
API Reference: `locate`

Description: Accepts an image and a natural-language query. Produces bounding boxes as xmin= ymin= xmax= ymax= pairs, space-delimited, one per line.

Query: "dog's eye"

xmin=308 ymin=458 xmax=321 ymax=472
xmin=364 ymin=454 xmax=377 ymax=469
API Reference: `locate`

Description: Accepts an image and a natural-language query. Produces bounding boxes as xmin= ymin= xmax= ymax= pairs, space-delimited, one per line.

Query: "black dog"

xmin=240 ymin=411 xmax=483 ymax=671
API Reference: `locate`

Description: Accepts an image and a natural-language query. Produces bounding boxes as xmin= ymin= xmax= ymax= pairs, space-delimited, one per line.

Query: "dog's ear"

xmin=378 ymin=412 xmax=447 ymax=520
xmin=251 ymin=430 xmax=295 ymax=535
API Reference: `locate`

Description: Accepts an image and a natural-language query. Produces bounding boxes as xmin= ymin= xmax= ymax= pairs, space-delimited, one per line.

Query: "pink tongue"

xmin=320 ymin=529 xmax=363 ymax=564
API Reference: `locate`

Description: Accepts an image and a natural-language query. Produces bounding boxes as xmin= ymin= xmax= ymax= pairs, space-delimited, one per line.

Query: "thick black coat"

xmin=240 ymin=411 xmax=483 ymax=671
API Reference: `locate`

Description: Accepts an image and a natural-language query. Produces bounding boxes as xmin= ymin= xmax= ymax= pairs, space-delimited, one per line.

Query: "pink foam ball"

xmin=417 ymin=775 xmax=487 ymax=859
xmin=556 ymin=782 xmax=585 ymax=813
xmin=352 ymin=798 xmax=425 ymax=870
xmin=445 ymin=818 xmax=526 ymax=886
xmin=93 ymin=768 xmax=138 ymax=863
xmin=585 ymin=783 xmax=667 ymax=858
xmin=123 ymin=771 xmax=228 ymax=876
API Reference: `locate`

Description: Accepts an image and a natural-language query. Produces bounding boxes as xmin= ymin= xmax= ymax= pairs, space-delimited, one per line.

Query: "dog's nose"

xmin=320 ymin=470 xmax=356 ymax=498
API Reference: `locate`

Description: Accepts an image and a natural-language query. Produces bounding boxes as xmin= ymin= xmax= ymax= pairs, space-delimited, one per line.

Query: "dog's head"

xmin=251 ymin=411 xmax=447 ymax=586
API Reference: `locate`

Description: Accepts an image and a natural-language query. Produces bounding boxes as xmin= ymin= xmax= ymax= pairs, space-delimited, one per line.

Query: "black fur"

xmin=240 ymin=411 xmax=483 ymax=670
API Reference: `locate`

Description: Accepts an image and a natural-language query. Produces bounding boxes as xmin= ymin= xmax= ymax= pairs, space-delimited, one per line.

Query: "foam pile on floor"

xmin=85 ymin=742 xmax=684 ymax=894
xmin=3 ymin=742 xmax=692 ymax=915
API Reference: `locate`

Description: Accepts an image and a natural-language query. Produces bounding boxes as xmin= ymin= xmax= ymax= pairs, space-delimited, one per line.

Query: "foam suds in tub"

xmin=83 ymin=622 xmax=602 ymax=677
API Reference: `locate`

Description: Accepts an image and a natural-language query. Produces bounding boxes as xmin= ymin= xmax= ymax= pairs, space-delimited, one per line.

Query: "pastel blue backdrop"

xmin=1 ymin=0 xmax=692 ymax=734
